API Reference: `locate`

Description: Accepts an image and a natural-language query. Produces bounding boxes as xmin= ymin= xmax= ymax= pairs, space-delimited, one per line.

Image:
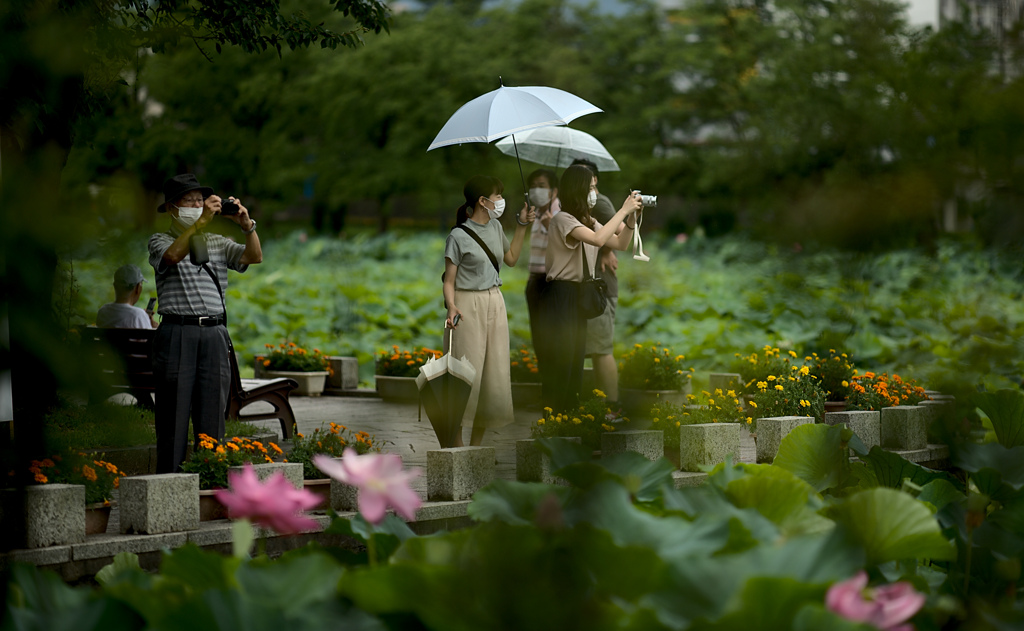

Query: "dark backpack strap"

xmin=456 ymin=224 xmax=500 ymax=275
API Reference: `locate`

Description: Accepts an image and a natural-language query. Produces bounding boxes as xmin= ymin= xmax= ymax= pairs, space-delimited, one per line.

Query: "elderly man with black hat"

xmin=148 ymin=174 xmax=263 ymax=473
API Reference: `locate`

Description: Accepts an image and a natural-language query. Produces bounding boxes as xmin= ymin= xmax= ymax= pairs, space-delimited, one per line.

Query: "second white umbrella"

xmin=494 ymin=126 xmax=620 ymax=172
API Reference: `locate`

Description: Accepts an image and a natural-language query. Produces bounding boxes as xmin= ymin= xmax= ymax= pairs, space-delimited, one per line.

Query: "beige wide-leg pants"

xmin=444 ymin=286 xmax=514 ymax=428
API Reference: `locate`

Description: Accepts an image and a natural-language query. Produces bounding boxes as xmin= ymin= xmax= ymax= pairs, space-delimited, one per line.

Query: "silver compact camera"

xmin=634 ymin=191 xmax=657 ymax=207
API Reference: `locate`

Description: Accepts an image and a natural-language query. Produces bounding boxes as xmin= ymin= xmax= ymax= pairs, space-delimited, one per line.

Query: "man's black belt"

xmin=161 ymin=313 xmax=226 ymax=327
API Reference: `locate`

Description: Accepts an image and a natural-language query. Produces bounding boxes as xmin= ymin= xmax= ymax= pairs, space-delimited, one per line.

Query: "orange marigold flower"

xmin=82 ymin=465 xmax=97 ymax=482
xmin=113 ymin=478 xmax=120 ymax=488
xmin=34 ymin=473 xmax=48 ymax=483
xmin=263 ymin=359 xmax=271 ymax=367
xmin=270 ymin=443 xmax=283 ymax=454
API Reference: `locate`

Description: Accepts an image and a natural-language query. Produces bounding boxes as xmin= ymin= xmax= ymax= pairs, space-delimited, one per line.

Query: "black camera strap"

xmin=456 ymin=224 xmax=500 ymax=275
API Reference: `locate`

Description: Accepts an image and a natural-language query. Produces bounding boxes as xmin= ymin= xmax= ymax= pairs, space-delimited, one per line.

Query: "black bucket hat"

xmin=157 ymin=174 xmax=214 ymax=212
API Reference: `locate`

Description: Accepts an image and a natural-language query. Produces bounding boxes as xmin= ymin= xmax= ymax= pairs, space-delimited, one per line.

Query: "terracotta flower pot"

xmin=199 ymin=489 xmax=229 ymax=521
xmin=824 ymin=400 xmax=848 ymax=414
xmin=303 ymin=478 xmax=331 ymax=509
xmin=85 ymin=502 xmax=113 ymax=535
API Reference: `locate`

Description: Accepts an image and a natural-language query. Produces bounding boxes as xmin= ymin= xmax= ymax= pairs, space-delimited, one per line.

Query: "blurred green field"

xmin=69 ymin=231 xmax=1024 ymax=395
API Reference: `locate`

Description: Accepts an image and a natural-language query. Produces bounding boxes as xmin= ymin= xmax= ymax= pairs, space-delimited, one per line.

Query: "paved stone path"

xmin=242 ymin=394 xmax=757 ymax=496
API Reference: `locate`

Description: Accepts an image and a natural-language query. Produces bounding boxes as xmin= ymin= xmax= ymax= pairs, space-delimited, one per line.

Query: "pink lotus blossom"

xmin=314 ymin=449 xmax=422 ymax=524
xmin=215 ymin=464 xmax=321 ymax=535
xmin=826 ymin=571 xmax=926 ymax=631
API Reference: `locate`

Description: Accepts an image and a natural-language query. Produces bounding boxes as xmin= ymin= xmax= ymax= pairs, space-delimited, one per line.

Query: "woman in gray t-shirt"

xmin=442 ymin=176 xmax=535 ymax=446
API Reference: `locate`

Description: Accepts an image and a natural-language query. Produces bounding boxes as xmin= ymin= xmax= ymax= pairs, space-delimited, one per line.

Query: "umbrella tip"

xmin=498 ymin=75 xmax=504 ymax=87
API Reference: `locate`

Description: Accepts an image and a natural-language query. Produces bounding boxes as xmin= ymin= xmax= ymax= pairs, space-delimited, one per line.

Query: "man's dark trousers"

xmin=153 ymin=322 xmax=231 ymax=473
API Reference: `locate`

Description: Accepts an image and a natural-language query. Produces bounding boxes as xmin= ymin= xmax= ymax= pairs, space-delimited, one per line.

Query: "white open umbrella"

xmin=428 ymin=81 xmax=602 ymax=195
xmin=427 ymin=86 xmax=602 ymax=150
xmin=494 ymin=126 xmax=620 ymax=172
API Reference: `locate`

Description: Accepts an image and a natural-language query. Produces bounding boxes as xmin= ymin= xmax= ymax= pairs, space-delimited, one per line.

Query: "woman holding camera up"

xmin=443 ymin=175 xmax=536 ymax=446
xmin=535 ymin=164 xmax=641 ymax=413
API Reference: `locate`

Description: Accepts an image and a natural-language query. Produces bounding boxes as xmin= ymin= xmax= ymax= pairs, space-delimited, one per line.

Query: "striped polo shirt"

xmin=148 ymin=225 xmax=248 ymax=316
xmin=528 ymin=198 xmax=560 ymax=275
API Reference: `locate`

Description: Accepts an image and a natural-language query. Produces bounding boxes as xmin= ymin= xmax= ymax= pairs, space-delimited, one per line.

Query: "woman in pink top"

xmin=535 ymin=164 xmax=642 ymax=412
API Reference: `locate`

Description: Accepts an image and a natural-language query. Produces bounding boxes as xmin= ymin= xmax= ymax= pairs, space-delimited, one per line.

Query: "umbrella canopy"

xmin=427 ymin=86 xmax=602 ymax=151
xmin=494 ymin=126 xmax=621 ymax=172
xmin=416 ymin=351 xmax=476 ymax=448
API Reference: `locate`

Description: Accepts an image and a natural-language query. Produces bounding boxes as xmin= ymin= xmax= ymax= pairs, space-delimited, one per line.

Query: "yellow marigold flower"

xmin=789 ymin=350 xmax=797 ymax=358
xmin=757 ymin=381 xmax=768 ymax=390
xmin=654 ymin=358 xmax=660 ymax=363
xmin=775 ymin=384 xmax=784 ymax=391
xmin=726 ymin=390 xmax=736 ymax=397
xmin=767 ymin=375 xmax=776 ymax=381
xmin=602 ymin=423 xmax=616 ymax=432
xmin=799 ymin=366 xmax=810 ymax=376
xmin=746 ymin=418 xmax=752 ymax=424
xmin=749 ymin=401 xmax=757 ymax=408
xmin=593 ymin=389 xmax=607 ymax=398
xmin=653 ymin=417 xmax=660 ymax=424
xmin=708 ymin=398 xmax=715 ymax=405
xmin=572 ymin=418 xmax=582 ymax=425
xmin=543 ymin=407 xmax=552 ymax=414
xmin=537 ymin=419 xmax=545 ymax=425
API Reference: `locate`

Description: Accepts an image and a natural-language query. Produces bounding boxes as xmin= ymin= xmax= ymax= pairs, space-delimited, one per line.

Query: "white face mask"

xmin=586 ymin=190 xmax=598 ymax=209
xmin=174 ymin=204 xmax=203 ymax=227
xmin=486 ymin=197 xmax=505 ymax=220
xmin=529 ymin=187 xmax=551 ymax=207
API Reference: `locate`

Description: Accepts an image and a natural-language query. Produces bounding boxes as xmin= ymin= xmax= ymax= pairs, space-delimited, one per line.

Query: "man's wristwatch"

xmin=243 ymin=220 xmax=257 ymax=234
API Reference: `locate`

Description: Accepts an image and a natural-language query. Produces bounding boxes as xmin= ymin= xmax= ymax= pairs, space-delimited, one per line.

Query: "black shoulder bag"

xmin=442 ymin=224 xmax=501 ymax=307
xmin=579 ymin=245 xmax=609 ymax=319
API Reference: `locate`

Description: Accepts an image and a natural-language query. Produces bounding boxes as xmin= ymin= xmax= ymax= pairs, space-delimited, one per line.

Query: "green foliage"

xmin=289 ymin=422 xmax=385 ymax=479
xmin=531 ymin=390 xmax=621 ymax=451
xmin=847 ymin=371 xmax=931 ymax=411
xmin=28 ymin=452 xmax=125 ymax=505
xmin=618 ymin=343 xmax=694 ymax=391
xmin=808 ymin=349 xmax=856 ymax=402
xmin=44 ymin=399 xmax=156 ymax=452
xmin=258 ymin=341 xmax=330 ymax=372
xmin=509 ymin=345 xmax=540 ymax=383
xmin=180 ymin=435 xmax=282 ymax=490
xmin=974 ymin=389 xmax=1024 ymax=448
xmin=374 ymin=345 xmax=442 ymax=378
xmin=651 ymin=389 xmax=748 ymax=449
xmin=750 ymin=372 xmax=826 ymax=424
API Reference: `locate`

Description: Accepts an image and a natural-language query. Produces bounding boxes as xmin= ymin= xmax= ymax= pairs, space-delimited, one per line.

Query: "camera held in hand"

xmin=220 ymin=197 xmax=240 ymax=216
xmin=635 ymin=192 xmax=657 ymax=208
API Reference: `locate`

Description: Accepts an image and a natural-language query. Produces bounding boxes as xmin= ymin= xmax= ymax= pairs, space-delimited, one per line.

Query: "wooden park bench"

xmin=83 ymin=326 xmax=298 ymax=439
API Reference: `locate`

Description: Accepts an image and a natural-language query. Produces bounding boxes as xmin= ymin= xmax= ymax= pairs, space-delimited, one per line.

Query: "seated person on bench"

xmin=96 ymin=264 xmax=157 ymax=329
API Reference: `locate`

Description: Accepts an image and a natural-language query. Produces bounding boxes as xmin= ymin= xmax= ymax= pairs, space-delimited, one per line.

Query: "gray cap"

xmin=113 ymin=264 xmax=146 ymax=291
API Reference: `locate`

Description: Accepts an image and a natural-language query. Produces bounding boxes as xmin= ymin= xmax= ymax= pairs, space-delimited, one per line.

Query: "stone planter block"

xmin=263 ymin=370 xmax=328 ymax=396
xmin=678 ymin=423 xmax=741 ymax=472
xmin=375 ymin=375 xmax=420 ymax=403
xmin=620 ymin=382 xmax=693 ymax=417
xmin=327 ymin=356 xmax=359 ymax=390
xmin=708 ymin=373 xmax=743 ymax=394
xmin=601 ymin=430 xmax=664 ymax=462
xmin=919 ymin=399 xmax=953 ymax=423
xmin=511 ymin=382 xmax=543 ymax=408
xmin=229 ymin=462 xmax=304 ymax=490
xmin=756 ymin=416 xmax=815 ymax=463
xmin=516 ymin=438 xmax=581 ymax=484
xmin=881 ymin=406 xmax=928 ymax=450
xmin=427 ymin=447 xmax=495 ymax=501
xmin=823 ymin=410 xmax=881 ymax=452
xmin=8 ymin=484 xmax=87 ymax=549
xmin=120 ymin=473 xmax=199 ymax=535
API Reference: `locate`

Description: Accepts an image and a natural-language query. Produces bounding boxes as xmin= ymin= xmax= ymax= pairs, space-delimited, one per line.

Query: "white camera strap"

xmin=632 ymin=210 xmax=649 ymax=262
